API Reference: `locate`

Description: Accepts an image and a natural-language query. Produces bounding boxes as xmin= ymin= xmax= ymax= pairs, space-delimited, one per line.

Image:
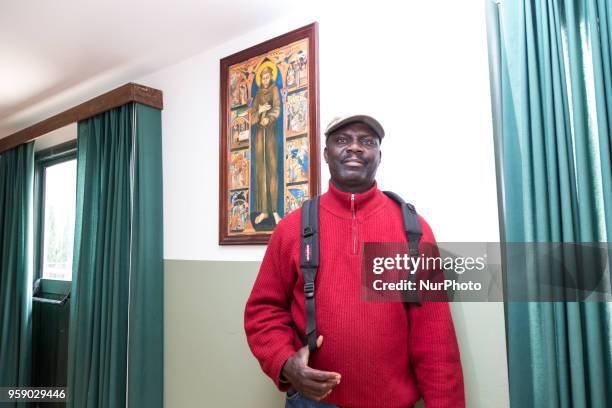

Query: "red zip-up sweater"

xmin=244 ymin=180 xmax=465 ymax=408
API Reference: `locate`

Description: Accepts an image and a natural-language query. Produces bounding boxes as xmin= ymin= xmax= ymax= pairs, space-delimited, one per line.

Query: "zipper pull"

xmin=351 ymin=194 xmax=355 ymax=213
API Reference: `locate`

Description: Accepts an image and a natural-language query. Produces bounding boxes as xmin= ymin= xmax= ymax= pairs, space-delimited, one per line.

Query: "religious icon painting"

xmin=286 ymin=49 xmax=308 ymax=89
xmin=285 ymin=137 xmax=308 ymax=184
xmin=228 ymin=190 xmax=249 ymax=233
xmin=219 ymin=23 xmax=320 ymax=244
xmin=286 ymin=90 xmax=309 ymax=136
xmin=230 ymin=108 xmax=250 ymax=149
xmin=285 ymin=184 xmax=309 ymax=215
xmin=229 ymin=150 xmax=250 ymax=190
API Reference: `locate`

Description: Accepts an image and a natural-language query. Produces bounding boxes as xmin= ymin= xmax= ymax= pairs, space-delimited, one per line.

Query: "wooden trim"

xmin=0 ymin=83 xmax=163 ymax=154
xmin=218 ymin=22 xmax=320 ymax=245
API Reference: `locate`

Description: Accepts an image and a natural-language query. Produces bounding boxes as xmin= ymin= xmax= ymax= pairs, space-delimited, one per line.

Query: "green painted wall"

xmin=164 ymin=260 xmax=284 ymax=407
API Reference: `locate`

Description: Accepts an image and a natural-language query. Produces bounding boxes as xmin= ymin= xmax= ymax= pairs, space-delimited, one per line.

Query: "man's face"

xmin=261 ymin=71 xmax=271 ymax=88
xmin=324 ymin=122 xmax=381 ymax=193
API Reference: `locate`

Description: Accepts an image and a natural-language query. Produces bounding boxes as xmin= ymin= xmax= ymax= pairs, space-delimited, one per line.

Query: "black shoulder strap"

xmin=382 ymin=191 xmax=422 ymax=256
xmin=300 ymin=196 xmax=320 ymax=352
xmin=383 ymin=191 xmax=422 ymax=305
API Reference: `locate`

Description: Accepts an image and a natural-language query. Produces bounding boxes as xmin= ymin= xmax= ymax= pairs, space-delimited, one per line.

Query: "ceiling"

xmin=0 ymin=0 xmax=301 ymax=138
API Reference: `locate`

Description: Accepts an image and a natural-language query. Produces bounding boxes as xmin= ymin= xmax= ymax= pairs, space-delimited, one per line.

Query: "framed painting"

xmin=219 ymin=23 xmax=320 ymax=245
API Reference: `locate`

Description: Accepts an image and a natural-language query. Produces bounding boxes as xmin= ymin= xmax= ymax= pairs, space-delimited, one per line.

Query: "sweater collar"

xmin=320 ymin=179 xmax=387 ymax=219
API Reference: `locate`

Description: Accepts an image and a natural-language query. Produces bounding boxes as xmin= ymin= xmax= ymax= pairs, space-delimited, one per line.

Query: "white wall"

xmin=138 ymin=1 xmax=509 ymax=407
xmin=33 ymin=123 xmax=77 ymax=151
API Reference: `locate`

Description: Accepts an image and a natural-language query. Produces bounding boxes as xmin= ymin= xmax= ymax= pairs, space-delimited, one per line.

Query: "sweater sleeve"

xmin=408 ymin=217 xmax=465 ymax=407
xmin=244 ymin=219 xmax=298 ymax=391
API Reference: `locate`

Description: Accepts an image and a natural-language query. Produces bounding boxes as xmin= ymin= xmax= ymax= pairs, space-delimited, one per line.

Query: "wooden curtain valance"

xmin=0 ymin=83 xmax=163 ymax=154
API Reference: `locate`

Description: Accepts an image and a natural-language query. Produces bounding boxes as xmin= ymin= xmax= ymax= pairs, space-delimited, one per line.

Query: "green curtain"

xmin=67 ymin=103 xmax=163 ymax=408
xmin=493 ymin=0 xmax=612 ymax=407
xmin=0 ymin=143 xmax=34 ymax=395
xmin=127 ymin=103 xmax=164 ymax=407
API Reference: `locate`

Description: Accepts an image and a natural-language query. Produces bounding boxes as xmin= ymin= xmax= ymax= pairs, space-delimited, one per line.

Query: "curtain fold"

xmin=67 ymin=103 xmax=163 ymax=408
xmin=0 ymin=143 xmax=34 ymax=396
xmin=126 ymin=104 xmax=164 ymax=407
xmin=494 ymin=0 xmax=612 ymax=407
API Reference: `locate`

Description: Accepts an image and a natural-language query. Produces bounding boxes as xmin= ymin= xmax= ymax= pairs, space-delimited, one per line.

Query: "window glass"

xmin=42 ymin=159 xmax=77 ymax=280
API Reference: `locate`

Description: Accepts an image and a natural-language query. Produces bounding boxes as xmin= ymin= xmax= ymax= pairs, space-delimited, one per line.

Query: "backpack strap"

xmin=300 ymin=196 xmax=320 ymax=352
xmin=383 ymin=191 xmax=422 ymax=305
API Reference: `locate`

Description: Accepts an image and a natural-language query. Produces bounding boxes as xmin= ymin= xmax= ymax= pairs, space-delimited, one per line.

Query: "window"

xmin=35 ymin=141 xmax=77 ymax=281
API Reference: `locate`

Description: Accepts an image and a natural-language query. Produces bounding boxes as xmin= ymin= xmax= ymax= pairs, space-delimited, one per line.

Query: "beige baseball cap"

xmin=324 ymin=114 xmax=385 ymax=140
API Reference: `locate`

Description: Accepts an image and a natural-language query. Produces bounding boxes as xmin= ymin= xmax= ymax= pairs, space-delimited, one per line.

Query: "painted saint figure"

xmin=239 ymin=80 xmax=248 ymax=105
xmin=251 ymin=60 xmax=282 ymax=226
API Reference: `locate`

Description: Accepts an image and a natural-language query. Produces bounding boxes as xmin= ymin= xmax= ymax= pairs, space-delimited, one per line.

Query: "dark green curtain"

xmin=0 ymin=143 xmax=34 ymax=396
xmin=491 ymin=0 xmax=612 ymax=407
xmin=67 ymin=103 xmax=163 ymax=408
xmin=127 ymin=103 xmax=164 ymax=407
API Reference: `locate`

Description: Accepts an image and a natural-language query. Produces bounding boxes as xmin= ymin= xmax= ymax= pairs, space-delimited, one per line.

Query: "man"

xmin=244 ymin=115 xmax=465 ymax=407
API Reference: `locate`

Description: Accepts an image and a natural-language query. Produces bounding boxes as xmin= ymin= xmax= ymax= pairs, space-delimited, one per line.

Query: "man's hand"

xmin=259 ymin=103 xmax=271 ymax=114
xmin=260 ymin=117 xmax=270 ymax=126
xmin=281 ymin=336 xmax=341 ymax=401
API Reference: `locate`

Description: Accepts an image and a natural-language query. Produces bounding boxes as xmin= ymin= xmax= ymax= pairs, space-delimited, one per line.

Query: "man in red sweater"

xmin=244 ymin=115 xmax=465 ymax=407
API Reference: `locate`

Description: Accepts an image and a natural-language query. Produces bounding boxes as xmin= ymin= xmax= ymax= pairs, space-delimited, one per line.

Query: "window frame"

xmin=34 ymin=140 xmax=78 ymax=282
